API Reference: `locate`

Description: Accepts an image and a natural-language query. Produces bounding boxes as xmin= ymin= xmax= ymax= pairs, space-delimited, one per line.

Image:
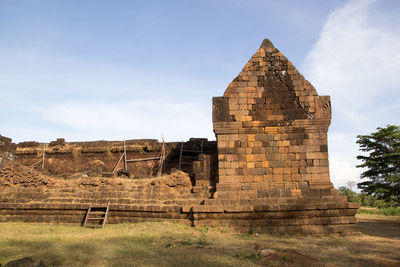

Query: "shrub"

xmin=382 ymin=207 xmax=400 ymax=216
xmin=357 ymin=206 xmax=400 ymax=216
xmin=339 ymin=186 xmax=361 ymax=203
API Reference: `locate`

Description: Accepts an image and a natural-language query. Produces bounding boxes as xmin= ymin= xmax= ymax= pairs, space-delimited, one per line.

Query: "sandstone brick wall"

xmin=0 ymin=168 xmax=201 ymax=225
xmin=185 ymin=38 xmax=359 ymax=234
xmin=212 ymin=38 xmax=334 ymax=198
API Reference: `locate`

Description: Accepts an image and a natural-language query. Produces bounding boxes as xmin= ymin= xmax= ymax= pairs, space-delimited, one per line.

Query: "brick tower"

xmin=190 ymin=39 xmax=359 ymax=234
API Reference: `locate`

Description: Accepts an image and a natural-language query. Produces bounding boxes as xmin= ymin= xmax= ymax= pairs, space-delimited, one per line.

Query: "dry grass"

xmin=0 ymin=214 xmax=399 ymax=267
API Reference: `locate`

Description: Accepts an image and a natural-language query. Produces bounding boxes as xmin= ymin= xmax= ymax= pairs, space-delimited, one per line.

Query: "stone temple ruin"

xmin=0 ymin=39 xmax=359 ymax=234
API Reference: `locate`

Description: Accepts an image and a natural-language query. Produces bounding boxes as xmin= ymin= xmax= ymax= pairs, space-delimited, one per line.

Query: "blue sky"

xmin=1 ymin=0 xmax=399 ymax=187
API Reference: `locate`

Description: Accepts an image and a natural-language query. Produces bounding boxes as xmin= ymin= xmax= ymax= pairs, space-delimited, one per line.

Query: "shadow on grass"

xmin=357 ymin=219 xmax=400 ymax=239
xmin=317 ymin=238 xmax=400 ymax=267
xmin=0 ymin=234 xmax=255 ymax=267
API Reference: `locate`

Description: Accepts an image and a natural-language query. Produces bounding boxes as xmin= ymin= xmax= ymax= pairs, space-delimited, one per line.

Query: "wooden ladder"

xmin=178 ymin=141 xmax=203 ymax=173
xmin=83 ymin=202 xmax=110 ymax=228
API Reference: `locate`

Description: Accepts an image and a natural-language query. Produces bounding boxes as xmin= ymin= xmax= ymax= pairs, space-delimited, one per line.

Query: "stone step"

xmin=216 ymin=182 xmax=311 ymax=191
xmin=0 ymin=197 xmax=204 ymax=206
xmin=183 ymin=205 xmax=254 ymax=213
xmin=204 ymin=196 xmax=347 ymax=206
xmin=44 ymin=188 xmax=161 ymax=194
xmin=0 ymin=202 xmax=186 ymax=213
xmin=185 ymin=202 xmax=358 ymax=214
xmin=87 ymin=217 xmax=104 ymax=220
xmin=43 ymin=192 xmax=194 ymax=199
xmin=44 ymin=190 xmax=182 ymax=196
xmin=215 ymin=188 xmax=339 ymax=199
xmin=41 ymin=199 xmax=171 ymax=205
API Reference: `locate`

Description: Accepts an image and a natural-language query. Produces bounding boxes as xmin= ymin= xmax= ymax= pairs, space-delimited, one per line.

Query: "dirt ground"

xmin=357 ymin=214 xmax=400 ymax=240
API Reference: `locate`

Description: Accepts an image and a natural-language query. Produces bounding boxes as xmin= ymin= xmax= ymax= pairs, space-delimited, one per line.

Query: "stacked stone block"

xmin=189 ymin=39 xmax=359 ymax=234
xmin=213 ymin=39 xmax=332 ymax=192
xmin=0 ymin=170 xmax=202 ymax=224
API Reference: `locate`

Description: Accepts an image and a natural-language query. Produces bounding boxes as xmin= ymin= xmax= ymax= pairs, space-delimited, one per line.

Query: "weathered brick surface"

xmin=0 ymin=39 xmax=359 ymax=235
xmin=10 ymin=138 xmax=216 ymax=178
xmin=211 ymin=39 xmax=334 ymax=192
xmin=191 ymin=38 xmax=359 ymax=234
xmin=0 ymin=169 xmax=201 ymax=224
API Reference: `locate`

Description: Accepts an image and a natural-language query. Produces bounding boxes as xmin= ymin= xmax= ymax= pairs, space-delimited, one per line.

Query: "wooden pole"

xmin=126 ymin=157 xmax=161 ymax=162
xmin=41 ymin=146 xmax=45 ymax=170
xmin=123 ymin=140 xmax=127 ymax=171
xmin=0 ymin=155 xmax=3 ymax=171
xmin=112 ymin=153 xmax=125 ymax=174
xmin=31 ymin=159 xmax=43 ymax=167
xmin=178 ymin=140 xmax=183 ymax=170
xmin=158 ymin=136 xmax=165 ymax=176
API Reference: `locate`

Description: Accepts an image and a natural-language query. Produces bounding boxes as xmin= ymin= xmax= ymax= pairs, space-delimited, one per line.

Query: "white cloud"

xmin=0 ymin=48 xmax=218 ymax=143
xmin=304 ymin=0 xmax=400 ymax=108
xmin=0 ymin=48 xmax=213 ymax=100
xmin=33 ymin=100 xmax=215 ymax=142
xmin=303 ymin=0 xmax=400 ymax=188
xmin=328 ymin=132 xmax=362 ymax=188
xmin=330 ymin=158 xmax=361 ymax=189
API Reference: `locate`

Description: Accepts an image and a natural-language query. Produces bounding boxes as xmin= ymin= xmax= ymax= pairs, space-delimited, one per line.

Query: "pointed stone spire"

xmin=259 ymin=38 xmax=275 ymax=51
xmin=222 ymin=37 xmax=328 ymax=122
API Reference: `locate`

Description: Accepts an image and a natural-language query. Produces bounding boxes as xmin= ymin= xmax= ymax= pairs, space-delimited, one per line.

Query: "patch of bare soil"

xmin=357 ymin=216 xmax=400 ymax=239
xmin=258 ymin=249 xmax=334 ymax=267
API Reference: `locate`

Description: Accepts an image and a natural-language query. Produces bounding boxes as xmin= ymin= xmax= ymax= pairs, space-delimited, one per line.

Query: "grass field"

xmin=357 ymin=206 xmax=400 ymax=216
xmin=1 ymin=214 xmax=399 ymax=267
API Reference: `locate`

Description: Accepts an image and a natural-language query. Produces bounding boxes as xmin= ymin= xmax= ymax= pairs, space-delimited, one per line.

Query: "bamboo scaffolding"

xmin=41 ymin=146 xmax=45 ymax=170
xmin=126 ymin=157 xmax=161 ymax=162
xmin=30 ymin=146 xmax=46 ymax=169
xmin=110 ymin=137 xmax=165 ymax=177
xmin=158 ymin=137 xmax=165 ymax=177
xmin=111 ymin=153 xmax=125 ymax=174
xmin=123 ymin=140 xmax=127 ymax=170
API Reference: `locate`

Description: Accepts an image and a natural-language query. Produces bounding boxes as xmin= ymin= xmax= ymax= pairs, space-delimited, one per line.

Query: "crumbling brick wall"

xmin=12 ymin=138 xmax=216 ymax=179
xmin=0 ymin=135 xmax=17 ymax=170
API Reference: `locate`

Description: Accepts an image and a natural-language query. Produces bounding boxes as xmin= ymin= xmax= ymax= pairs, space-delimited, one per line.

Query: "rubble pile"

xmin=0 ymin=163 xmax=53 ymax=187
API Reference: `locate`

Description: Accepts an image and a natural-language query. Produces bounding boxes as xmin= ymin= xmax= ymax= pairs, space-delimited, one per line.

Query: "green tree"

xmin=338 ymin=186 xmax=361 ymax=203
xmin=356 ymin=125 xmax=400 ymax=206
